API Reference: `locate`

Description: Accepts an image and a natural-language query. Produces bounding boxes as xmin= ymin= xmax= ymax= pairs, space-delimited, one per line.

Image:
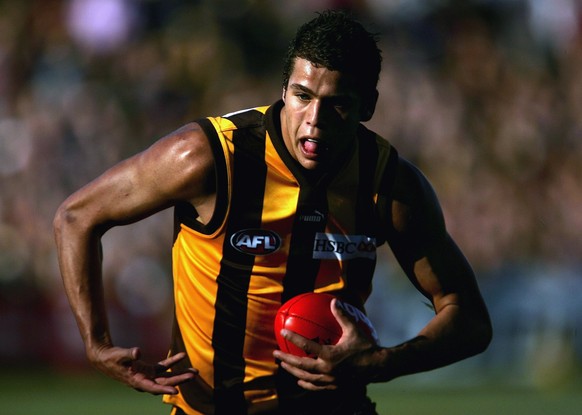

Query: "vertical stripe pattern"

xmin=344 ymin=127 xmax=380 ymax=305
xmin=212 ymin=111 xmax=267 ymax=414
xmin=280 ymin=183 xmax=328 ymax=303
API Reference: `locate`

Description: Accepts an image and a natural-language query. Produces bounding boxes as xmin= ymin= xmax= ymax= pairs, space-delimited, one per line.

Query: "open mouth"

xmin=300 ymin=138 xmax=328 ymax=158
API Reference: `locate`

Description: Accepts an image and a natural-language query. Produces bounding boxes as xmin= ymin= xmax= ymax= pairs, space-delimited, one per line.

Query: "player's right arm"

xmin=53 ymin=122 xmax=215 ymax=394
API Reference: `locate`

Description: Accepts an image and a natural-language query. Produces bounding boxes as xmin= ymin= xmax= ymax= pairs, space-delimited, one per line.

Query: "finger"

xmin=279 ymin=329 xmax=323 ymax=358
xmin=130 ymin=366 xmax=197 ymax=395
xmin=158 ymin=352 xmax=188 ymax=368
xmin=297 ymin=378 xmax=338 ymax=391
xmin=275 ymin=350 xmax=334 ymax=381
xmin=273 ymin=347 xmax=334 ymax=378
xmin=155 ymin=371 xmax=197 ymax=386
xmin=156 ymin=353 xmax=198 ymax=377
xmin=273 ymin=348 xmax=313 ymax=368
xmin=278 ymin=360 xmax=327 ymax=380
xmin=132 ymin=376 xmax=181 ymax=395
xmin=278 ymin=361 xmax=337 ymax=391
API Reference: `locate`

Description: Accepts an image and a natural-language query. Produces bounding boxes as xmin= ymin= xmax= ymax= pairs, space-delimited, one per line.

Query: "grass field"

xmin=1 ymin=369 xmax=580 ymax=415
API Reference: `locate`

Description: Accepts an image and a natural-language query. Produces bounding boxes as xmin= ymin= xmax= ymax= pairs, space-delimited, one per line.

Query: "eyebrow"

xmin=288 ymin=83 xmax=354 ymax=101
xmin=288 ymin=83 xmax=314 ymax=94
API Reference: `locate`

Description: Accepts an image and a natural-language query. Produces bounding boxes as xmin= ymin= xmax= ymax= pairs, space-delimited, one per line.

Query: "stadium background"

xmin=0 ymin=0 xmax=580 ymax=413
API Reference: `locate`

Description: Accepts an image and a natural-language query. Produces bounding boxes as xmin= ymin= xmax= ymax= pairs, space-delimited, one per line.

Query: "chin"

xmin=298 ymin=159 xmax=321 ymax=171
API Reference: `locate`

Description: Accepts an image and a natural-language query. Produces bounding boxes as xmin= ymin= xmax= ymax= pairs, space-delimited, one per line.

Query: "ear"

xmin=359 ymin=90 xmax=379 ymax=122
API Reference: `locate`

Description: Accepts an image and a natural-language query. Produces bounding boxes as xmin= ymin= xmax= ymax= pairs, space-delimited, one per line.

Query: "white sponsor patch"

xmin=312 ymin=233 xmax=376 ymax=260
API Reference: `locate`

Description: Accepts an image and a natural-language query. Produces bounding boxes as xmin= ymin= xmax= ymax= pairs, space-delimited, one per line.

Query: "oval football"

xmin=274 ymin=293 xmax=342 ymax=357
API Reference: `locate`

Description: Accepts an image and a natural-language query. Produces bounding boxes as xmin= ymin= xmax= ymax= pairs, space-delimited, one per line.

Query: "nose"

xmin=306 ymin=100 xmax=323 ymax=127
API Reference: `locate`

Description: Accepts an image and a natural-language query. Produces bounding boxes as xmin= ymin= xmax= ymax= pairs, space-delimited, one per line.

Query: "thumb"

xmin=330 ymin=298 xmax=355 ymax=334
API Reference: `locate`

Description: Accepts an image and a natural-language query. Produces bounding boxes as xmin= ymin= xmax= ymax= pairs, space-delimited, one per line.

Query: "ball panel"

xmin=274 ymin=293 xmax=341 ymax=357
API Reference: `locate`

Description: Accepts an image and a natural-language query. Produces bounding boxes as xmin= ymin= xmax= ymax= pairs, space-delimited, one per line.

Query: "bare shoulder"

xmin=141 ymin=122 xmax=215 ymax=202
xmin=390 ymin=156 xmax=445 ymax=237
xmin=145 ymin=122 xmax=213 ymax=173
xmin=393 ymin=158 xmax=439 ymax=204
xmin=53 ymin=122 xmax=217 ymax=230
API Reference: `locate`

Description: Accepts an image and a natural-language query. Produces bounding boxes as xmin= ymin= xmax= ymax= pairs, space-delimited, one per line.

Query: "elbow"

xmin=53 ymin=201 xmax=78 ymax=242
xmin=53 ymin=203 xmax=70 ymax=242
xmin=479 ymin=318 xmax=493 ymax=354
xmin=53 ymin=199 xmax=111 ymax=247
xmin=469 ymin=313 xmax=493 ymax=357
xmin=53 ymin=199 xmax=100 ymax=243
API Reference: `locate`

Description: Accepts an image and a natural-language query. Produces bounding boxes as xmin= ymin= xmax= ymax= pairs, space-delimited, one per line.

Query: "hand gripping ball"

xmin=274 ymin=292 xmax=379 ymax=357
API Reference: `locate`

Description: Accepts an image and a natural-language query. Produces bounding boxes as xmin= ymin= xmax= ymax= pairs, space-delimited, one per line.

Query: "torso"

xmin=164 ymin=101 xmax=398 ymax=414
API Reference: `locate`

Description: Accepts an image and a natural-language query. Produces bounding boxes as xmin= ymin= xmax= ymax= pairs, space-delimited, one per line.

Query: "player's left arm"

xmin=274 ymin=157 xmax=492 ymax=390
xmin=367 ymin=157 xmax=493 ymax=381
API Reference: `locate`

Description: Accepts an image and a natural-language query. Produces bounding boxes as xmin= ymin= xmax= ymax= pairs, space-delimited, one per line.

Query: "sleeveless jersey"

xmin=164 ymin=100 xmax=398 ymax=414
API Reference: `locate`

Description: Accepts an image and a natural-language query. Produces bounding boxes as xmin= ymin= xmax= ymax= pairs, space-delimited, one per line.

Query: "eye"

xmin=296 ymin=93 xmax=311 ymax=102
xmin=332 ymin=97 xmax=353 ymax=111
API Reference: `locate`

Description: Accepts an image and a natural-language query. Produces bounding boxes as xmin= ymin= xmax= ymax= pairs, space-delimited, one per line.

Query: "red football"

xmin=274 ymin=292 xmax=378 ymax=357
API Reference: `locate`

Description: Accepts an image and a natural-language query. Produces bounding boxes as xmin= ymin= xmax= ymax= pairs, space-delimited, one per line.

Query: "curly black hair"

xmin=282 ymin=10 xmax=382 ymax=101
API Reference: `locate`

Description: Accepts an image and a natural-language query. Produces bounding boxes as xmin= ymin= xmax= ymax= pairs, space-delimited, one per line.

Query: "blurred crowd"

xmin=0 ymin=0 xmax=581 ymax=373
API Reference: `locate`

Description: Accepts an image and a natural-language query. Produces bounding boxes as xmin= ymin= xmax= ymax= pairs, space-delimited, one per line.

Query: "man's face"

xmin=280 ymin=58 xmax=367 ymax=172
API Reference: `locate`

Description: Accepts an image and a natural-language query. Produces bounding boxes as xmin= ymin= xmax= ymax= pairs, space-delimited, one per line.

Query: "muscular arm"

xmin=53 ymin=123 xmax=215 ymax=393
xmin=370 ymin=157 xmax=492 ymax=381
xmin=274 ymin=157 xmax=492 ymax=389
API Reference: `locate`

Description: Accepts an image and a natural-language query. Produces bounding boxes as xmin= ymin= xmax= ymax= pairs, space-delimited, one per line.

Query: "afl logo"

xmin=230 ymin=229 xmax=282 ymax=256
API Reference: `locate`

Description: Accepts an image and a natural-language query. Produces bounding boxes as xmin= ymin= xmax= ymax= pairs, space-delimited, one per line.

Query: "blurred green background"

xmin=1 ymin=0 xmax=581 ymax=413
xmin=1 ymin=370 xmax=581 ymax=414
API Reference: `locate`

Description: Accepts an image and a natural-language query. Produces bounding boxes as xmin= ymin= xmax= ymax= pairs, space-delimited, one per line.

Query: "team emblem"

xmin=230 ymin=229 xmax=282 ymax=256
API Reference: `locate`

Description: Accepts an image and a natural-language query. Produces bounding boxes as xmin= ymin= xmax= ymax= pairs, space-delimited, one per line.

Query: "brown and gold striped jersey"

xmin=164 ymin=100 xmax=398 ymax=414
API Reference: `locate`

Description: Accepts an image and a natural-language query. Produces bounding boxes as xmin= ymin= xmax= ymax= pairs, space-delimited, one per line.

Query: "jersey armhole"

xmin=174 ymin=118 xmax=229 ymax=236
